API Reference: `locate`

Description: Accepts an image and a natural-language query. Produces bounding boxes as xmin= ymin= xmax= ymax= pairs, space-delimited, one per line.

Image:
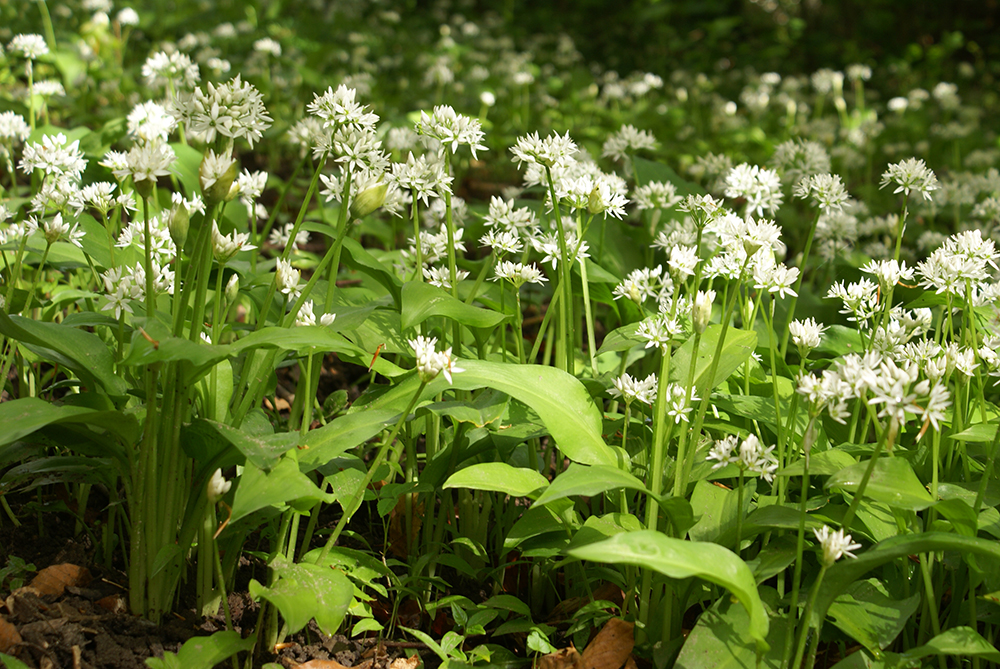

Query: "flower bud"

xmin=224 ymin=273 xmax=240 ymax=308
xmin=693 ymin=290 xmax=715 ymax=334
xmin=168 ymin=203 xmax=190 ymax=249
xmin=587 ymin=185 xmax=605 ymax=215
xmin=349 ymin=181 xmax=388 ymax=219
xmin=200 ymin=150 xmax=239 ymax=207
xmin=133 ymin=176 xmax=156 ymax=200
xmin=207 ymin=468 xmax=231 ymax=503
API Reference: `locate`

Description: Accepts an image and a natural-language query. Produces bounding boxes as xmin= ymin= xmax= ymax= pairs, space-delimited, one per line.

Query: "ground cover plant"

xmin=1 ymin=1 xmax=1000 ymax=668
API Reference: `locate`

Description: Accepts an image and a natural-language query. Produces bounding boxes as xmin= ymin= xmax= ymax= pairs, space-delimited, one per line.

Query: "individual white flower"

xmin=879 ymin=158 xmax=939 ymax=201
xmin=7 ymin=34 xmax=48 ymax=60
xmin=793 ymin=173 xmax=849 ymax=213
xmin=409 ymin=335 xmax=464 ymax=384
xmin=789 ymin=318 xmax=826 ymax=352
xmin=861 ymin=259 xmax=914 ymax=290
xmin=633 ymin=181 xmax=682 ymax=211
xmin=771 ymin=139 xmax=831 ymax=188
xmin=414 ymin=105 xmax=487 ymax=159
xmin=692 ymin=289 xmax=715 ymax=334
xmin=390 ymin=151 xmax=453 ymax=206
xmin=813 ymin=526 xmax=862 ymax=566
xmin=126 ymin=101 xmax=177 ymax=145
xmin=609 ymin=373 xmax=656 ymax=406
xmin=423 ymin=265 xmax=468 ymax=289
xmin=0 ymin=112 xmax=30 ymax=149
xmin=636 ymin=314 xmax=683 ymax=352
xmin=510 ymin=131 xmax=577 ymax=169
xmin=254 ymin=37 xmax=282 ymax=57
xmin=295 ymin=300 xmax=317 ymax=327
xmin=20 ymin=133 xmax=88 ymax=180
xmin=480 ymin=228 xmax=523 ymax=256
xmin=268 ymin=222 xmax=309 ymax=250
xmin=114 ymin=142 xmax=176 ymax=187
xmin=612 ymin=266 xmax=664 ymax=305
xmin=493 ymin=260 xmax=547 ymax=287
xmin=174 ymin=75 xmax=272 ymax=148
xmin=667 ymin=245 xmax=699 ymax=279
xmin=142 ymin=51 xmax=200 ymax=90
xmin=116 ymin=8 xmax=140 ymax=26
xmin=724 ymin=163 xmax=784 ymax=216
xmin=276 ymin=259 xmax=301 ymax=298
xmin=207 ymin=468 xmax=231 ymax=503
xmin=602 ymin=124 xmax=658 ymax=162
xmin=212 ymin=222 xmax=256 ymax=263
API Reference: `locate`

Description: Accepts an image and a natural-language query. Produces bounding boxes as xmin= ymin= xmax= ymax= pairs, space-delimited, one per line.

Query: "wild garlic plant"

xmin=2 ymin=7 xmax=1000 ymax=669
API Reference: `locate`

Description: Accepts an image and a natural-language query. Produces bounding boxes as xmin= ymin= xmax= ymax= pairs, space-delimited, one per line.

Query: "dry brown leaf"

xmin=580 ymin=618 xmax=634 ymax=669
xmin=28 ymin=564 xmax=92 ymax=598
xmin=291 ymin=660 xmax=352 ymax=669
xmin=387 ymin=494 xmax=424 ymax=559
xmin=96 ymin=594 xmax=127 ymax=613
xmin=538 ymin=646 xmax=582 ymax=669
xmin=388 ymin=656 xmax=420 ymax=669
xmin=624 ymin=655 xmax=638 ymax=669
xmin=0 ymin=614 xmax=22 ymax=654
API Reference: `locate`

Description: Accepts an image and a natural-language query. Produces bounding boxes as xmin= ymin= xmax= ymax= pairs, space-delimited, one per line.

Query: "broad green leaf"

xmin=230 ymin=457 xmax=334 ymax=523
xmin=444 ymin=463 xmax=549 ymax=498
xmin=780 ymin=449 xmax=858 ymax=476
xmin=688 ymin=478 xmax=755 ymax=544
xmin=827 ymin=578 xmax=919 ymax=653
xmin=569 ymin=530 xmax=769 ymax=649
xmin=401 ymin=280 xmax=506 ymax=332
xmin=297 ymin=409 xmax=398 ymax=471
xmin=569 ymin=512 xmax=644 ymax=549
xmin=340 ymin=236 xmax=402 ymax=304
xmin=145 ymin=631 xmax=254 ymax=669
xmin=415 ymin=387 xmax=509 ymax=427
xmin=675 ymin=593 xmax=788 ymax=669
xmin=0 ymin=653 xmax=31 ymax=669
xmin=248 ymin=555 xmax=353 ymax=635
xmin=717 ymin=504 xmax=825 ymax=547
xmin=0 ymin=397 xmax=98 ymax=447
xmin=811 ymin=533 xmax=1000 ymax=631
xmin=826 ymin=457 xmax=933 ymax=511
xmin=633 ymin=156 xmax=704 ymax=197
xmin=715 ymin=394 xmax=810 ymax=438
xmin=948 ymin=422 xmax=998 ymax=443
xmin=901 ymin=627 xmax=1000 ymax=664
xmin=367 ymin=360 xmax=619 ymax=466
xmin=533 ymin=463 xmax=647 ymax=506
xmin=596 ymin=322 xmax=643 ymax=356
xmin=0 ymin=311 xmax=126 ymax=396
xmin=182 ymin=419 xmax=297 ymax=471
xmin=814 ymin=325 xmax=864 ymax=357
xmin=670 ymin=325 xmax=757 ymax=394
xmin=746 ymin=535 xmax=798 ymax=584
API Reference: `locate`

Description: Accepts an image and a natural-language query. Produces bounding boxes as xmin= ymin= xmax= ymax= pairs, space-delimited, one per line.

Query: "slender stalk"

xmin=544 ymin=165 xmax=573 ymax=375
xmin=779 ymin=208 xmax=821 ymax=357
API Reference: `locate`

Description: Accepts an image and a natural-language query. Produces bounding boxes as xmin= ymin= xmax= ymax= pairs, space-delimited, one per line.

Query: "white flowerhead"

xmin=510 ymin=131 xmax=577 ymax=169
xmin=7 ymin=34 xmax=48 ymax=60
xmin=207 ymin=468 xmax=232 ymax=503
xmin=789 ymin=317 xmax=826 ymax=352
xmin=493 ymin=260 xmax=547 ymax=288
xmin=414 ymin=105 xmax=487 ymax=159
xmin=211 ymin=222 xmax=256 ymax=263
xmin=275 ymin=259 xmax=301 ymax=298
xmin=609 ymin=373 xmax=656 ymax=406
xmin=813 ymin=525 xmax=862 ymax=566
xmin=879 ymin=158 xmax=939 ymax=201
xmin=409 ymin=335 xmax=464 ymax=384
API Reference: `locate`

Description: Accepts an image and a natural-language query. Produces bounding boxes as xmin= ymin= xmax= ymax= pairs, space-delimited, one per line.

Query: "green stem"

xmin=544 ymin=165 xmax=573 ymax=375
xmin=779 ymin=209 xmax=821 ymax=357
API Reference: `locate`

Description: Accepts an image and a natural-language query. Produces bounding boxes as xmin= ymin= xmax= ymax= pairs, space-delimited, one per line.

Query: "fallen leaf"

xmin=96 ymin=594 xmax=127 ymax=613
xmin=538 ymin=646 xmax=582 ymax=669
xmin=624 ymin=655 xmax=638 ymax=669
xmin=0 ymin=614 xmax=21 ymax=654
xmin=291 ymin=660 xmax=352 ymax=669
xmin=29 ymin=564 xmax=92 ymax=598
xmin=580 ymin=618 xmax=634 ymax=669
xmin=388 ymin=656 xmax=420 ymax=669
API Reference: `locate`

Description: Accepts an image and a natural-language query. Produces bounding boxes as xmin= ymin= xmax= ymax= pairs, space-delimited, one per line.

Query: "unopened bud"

xmin=168 ymin=203 xmax=189 ymax=248
xmin=587 ymin=185 xmax=605 ymax=215
xmin=224 ymin=273 xmax=240 ymax=308
xmin=207 ymin=468 xmax=231 ymax=503
xmin=349 ymin=181 xmax=387 ymax=219
xmin=693 ymin=289 xmax=715 ymax=334
xmin=200 ymin=151 xmax=239 ymax=207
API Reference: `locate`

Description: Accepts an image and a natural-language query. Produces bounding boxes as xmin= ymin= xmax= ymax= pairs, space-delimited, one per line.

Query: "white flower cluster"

xmin=602 ymin=124 xmax=658 ymax=163
xmin=173 ymin=75 xmax=272 ymax=148
xmin=609 ymin=373 xmax=657 ymax=406
xmin=813 ymin=526 xmax=862 ymax=566
xmin=707 ymin=433 xmax=779 ymax=482
xmin=409 ymin=335 xmax=464 ymax=384
xmin=415 ymin=105 xmax=487 ymax=159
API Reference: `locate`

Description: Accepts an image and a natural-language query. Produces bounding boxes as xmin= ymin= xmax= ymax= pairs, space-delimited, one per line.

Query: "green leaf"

xmin=340 ymin=236 xmax=402 ymax=304
xmin=901 ymin=627 xmax=1000 ymax=664
xmin=596 ymin=322 xmax=643 ymax=356
xmin=401 ymin=281 xmax=506 ymax=332
xmin=675 ymin=593 xmax=787 ymax=668
xmin=781 ymin=449 xmax=858 ymax=476
xmin=0 ymin=311 xmax=126 ymax=397
xmin=688 ymin=478 xmax=755 ymax=544
xmin=183 ymin=419 xmax=297 ymax=471
xmin=569 ymin=530 xmax=769 ymax=649
xmin=249 ymin=555 xmax=353 ymax=635
xmin=811 ymin=533 xmax=1000 ymax=631
xmin=633 ymin=156 xmax=704 ymax=197
xmin=230 ymin=457 xmax=334 ymax=523
xmin=444 ymin=463 xmax=549 ymax=499
xmin=826 ymin=457 xmax=933 ymax=511
xmin=0 ymin=397 xmax=96 ymax=447
xmin=533 ymin=463 xmax=647 ymax=507
xmin=0 ymin=653 xmax=31 ymax=669
xmin=370 ymin=360 xmax=619 ymax=466
xmin=814 ymin=325 xmax=864 ymax=357
xmin=948 ymin=422 xmax=998 ymax=443
xmin=145 ymin=631 xmax=254 ymax=669
xmin=670 ymin=325 xmax=757 ymax=394
xmin=297 ymin=409 xmax=398 ymax=472
xmin=827 ymin=579 xmax=919 ymax=653
xmin=416 ymin=387 xmax=509 ymax=427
